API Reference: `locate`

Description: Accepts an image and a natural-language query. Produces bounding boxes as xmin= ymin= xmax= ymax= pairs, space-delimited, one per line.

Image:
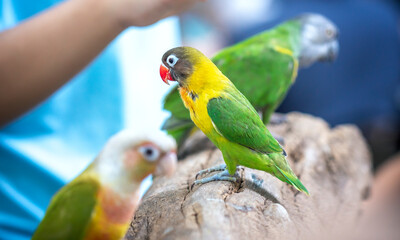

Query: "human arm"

xmin=0 ymin=0 xmax=203 ymax=126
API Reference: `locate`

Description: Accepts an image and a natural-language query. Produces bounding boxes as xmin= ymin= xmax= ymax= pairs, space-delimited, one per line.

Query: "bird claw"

xmin=194 ymin=173 xmax=201 ymax=181
xmin=194 ymin=171 xmax=203 ymax=180
xmin=190 ymin=182 xmax=196 ymax=191
xmin=194 ymin=164 xmax=227 ymax=180
xmin=190 ymin=169 xmax=238 ymax=191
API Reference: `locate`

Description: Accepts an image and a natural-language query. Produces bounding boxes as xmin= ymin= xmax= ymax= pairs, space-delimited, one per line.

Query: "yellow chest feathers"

xmin=177 ymin=56 xmax=232 ymax=133
xmin=179 ymin=87 xmax=221 ymax=134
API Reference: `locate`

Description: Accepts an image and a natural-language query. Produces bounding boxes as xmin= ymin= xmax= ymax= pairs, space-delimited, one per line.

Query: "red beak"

xmin=160 ymin=63 xmax=173 ymax=85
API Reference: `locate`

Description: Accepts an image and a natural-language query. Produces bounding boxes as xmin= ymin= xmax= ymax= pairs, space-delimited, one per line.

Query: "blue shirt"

xmin=0 ymin=0 xmax=180 ymax=239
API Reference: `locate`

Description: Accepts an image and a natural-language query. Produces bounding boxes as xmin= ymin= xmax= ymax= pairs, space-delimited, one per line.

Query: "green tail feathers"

xmin=275 ymin=166 xmax=309 ymax=195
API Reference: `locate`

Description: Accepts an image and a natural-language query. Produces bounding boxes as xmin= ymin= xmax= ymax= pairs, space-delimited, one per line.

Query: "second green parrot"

xmin=163 ymin=13 xmax=338 ymax=148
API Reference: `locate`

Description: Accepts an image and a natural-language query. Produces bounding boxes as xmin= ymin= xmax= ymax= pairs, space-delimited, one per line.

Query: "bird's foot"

xmin=269 ymin=113 xmax=287 ymax=125
xmin=191 ymin=169 xmax=238 ymax=190
xmin=195 ymin=164 xmax=227 ymax=180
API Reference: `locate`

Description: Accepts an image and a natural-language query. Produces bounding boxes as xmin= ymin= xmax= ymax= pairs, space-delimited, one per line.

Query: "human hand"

xmin=104 ymin=0 xmax=206 ymax=27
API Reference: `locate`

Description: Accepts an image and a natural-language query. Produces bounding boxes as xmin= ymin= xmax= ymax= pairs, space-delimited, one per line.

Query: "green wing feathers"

xmin=207 ymin=95 xmax=283 ymax=154
xmin=32 ymin=176 xmax=100 ymax=240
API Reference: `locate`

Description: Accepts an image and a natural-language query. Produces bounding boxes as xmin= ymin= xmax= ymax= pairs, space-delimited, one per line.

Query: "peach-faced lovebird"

xmin=160 ymin=47 xmax=308 ymax=194
xmin=162 ymin=13 xmax=338 ymax=147
xmin=32 ymin=130 xmax=177 ymax=240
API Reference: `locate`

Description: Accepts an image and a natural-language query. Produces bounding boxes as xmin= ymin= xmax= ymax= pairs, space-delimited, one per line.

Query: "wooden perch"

xmin=124 ymin=112 xmax=372 ymax=240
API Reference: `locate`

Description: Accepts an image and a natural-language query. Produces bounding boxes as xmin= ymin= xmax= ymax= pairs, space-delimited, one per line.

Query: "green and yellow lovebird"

xmin=160 ymin=47 xmax=308 ymax=194
xmin=32 ymin=130 xmax=177 ymax=240
xmin=162 ymin=13 xmax=338 ymax=147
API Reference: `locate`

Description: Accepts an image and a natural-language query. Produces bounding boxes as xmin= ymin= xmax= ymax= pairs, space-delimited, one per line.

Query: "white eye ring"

xmin=138 ymin=145 xmax=160 ymax=162
xmin=166 ymin=55 xmax=179 ymax=67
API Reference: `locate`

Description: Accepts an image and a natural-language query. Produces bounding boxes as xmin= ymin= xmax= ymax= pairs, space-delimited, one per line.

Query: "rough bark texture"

xmin=124 ymin=112 xmax=372 ymax=240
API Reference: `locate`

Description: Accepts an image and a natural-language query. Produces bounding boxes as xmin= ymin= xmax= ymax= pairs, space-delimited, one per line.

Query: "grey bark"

xmin=124 ymin=112 xmax=372 ymax=240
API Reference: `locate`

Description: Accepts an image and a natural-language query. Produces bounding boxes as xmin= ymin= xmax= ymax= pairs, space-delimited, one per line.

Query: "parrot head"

xmin=160 ymin=46 xmax=218 ymax=89
xmin=95 ymin=129 xmax=177 ymax=193
xmin=296 ymin=13 xmax=339 ymax=67
xmin=160 ymin=47 xmax=203 ymax=87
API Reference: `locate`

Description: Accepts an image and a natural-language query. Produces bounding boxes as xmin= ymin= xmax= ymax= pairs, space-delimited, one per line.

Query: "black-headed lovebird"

xmin=162 ymin=13 xmax=338 ymax=147
xmin=160 ymin=46 xmax=308 ymax=194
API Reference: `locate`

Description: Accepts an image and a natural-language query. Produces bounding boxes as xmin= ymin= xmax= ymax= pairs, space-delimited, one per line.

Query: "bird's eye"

xmin=138 ymin=145 xmax=160 ymax=162
xmin=167 ymin=55 xmax=179 ymax=67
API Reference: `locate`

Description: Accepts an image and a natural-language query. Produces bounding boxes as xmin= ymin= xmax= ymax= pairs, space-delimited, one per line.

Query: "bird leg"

xmin=191 ymin=169 xmax=238 ymax=190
